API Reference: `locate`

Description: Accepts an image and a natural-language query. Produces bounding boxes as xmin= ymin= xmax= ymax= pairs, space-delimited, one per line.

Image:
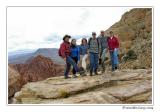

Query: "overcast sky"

xmin=7 ymin=7 xmax=133 ymax=52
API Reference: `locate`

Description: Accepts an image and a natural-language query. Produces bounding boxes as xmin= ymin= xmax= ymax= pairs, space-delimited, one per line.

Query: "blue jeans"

xmin=110 ymin=49 xmax=119 ymax=71
xmin=64 ymin=56 xmax=79 ymax=77
xmin=89 ymin=52 xmax=99 ymax=73
xmin=71 ymin=57 xmax=78 ymax=75
xmin=114 ymin=49 xmax=119 ymax=65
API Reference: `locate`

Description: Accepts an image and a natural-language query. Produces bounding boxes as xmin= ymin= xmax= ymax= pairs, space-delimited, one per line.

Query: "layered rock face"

xmin=11 ymin=55 xmax=64 ymax=84
xmin=105 ymin=8 xmax=152 ymax=69
xmin=8 ymin=55 xmax=64 ymax=99
xmin=13 ymin=69 xmax=152 ymax=104
xmin=8 ymin=66 xmax=22 ymax=98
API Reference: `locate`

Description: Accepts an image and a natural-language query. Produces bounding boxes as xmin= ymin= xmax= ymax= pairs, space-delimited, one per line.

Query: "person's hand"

xmin=63 ymin=58 xmax=66 ymax=62
xmin=98 ymin=54 xmax=101 ymax=59
xmin=106 ymin=48 xmax=108 ymax=53
xmin=114 ymin=48 xmax=117 ymax=51
xmin=87 ymin=50 xmax=90 ymax=54
xmin=77 ymin=61 xmax=80 ymax=65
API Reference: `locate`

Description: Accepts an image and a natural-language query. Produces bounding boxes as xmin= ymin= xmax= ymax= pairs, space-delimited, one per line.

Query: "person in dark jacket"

xmin=70 ymin=39 xmax=80 ymax=78
xmin=107 ymin=31 xmax=119 ymax=71
xmin=59 ymin=35 xmax=79 ymax=79
xmin=98 ymin=30 xmax=109 ymax=73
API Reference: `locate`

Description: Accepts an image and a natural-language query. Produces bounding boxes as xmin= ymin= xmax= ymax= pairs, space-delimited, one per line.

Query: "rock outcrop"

xmin=13 ymin=69 xmax=152 ymax=104
xmin=8 ymin=55 xmax=64 ymax=101
xmin=8 ymin=66 xmax=22 ymax=98
xmin=105 ymin=8 xmax=152 ymax=69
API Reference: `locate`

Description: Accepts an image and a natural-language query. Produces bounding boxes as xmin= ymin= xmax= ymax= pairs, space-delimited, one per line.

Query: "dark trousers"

xmin=71 ymin=57 xmax=78 ymax=74
xmin=64 ymin=56 xmax=79 ymax=77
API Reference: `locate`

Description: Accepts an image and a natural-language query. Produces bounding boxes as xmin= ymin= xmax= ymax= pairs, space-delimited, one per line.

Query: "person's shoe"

xmin=64 ymin=76 xmax=71 ymax=79
xmin=112 ymin=69 xmax=115 ymax=72
xmin=95 ymin=72 xmax=99 ymax=75
xmin=90 ymin=72 xmax=93 ymax=76
xmin=94 ymin=69 xmax=99 ymax=75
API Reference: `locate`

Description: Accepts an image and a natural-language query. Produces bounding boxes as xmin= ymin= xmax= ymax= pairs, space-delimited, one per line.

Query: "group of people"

xmin=59 ymin=30 xmax=119 ymax=79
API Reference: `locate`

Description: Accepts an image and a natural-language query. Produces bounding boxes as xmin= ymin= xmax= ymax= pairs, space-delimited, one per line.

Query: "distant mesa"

xmin=8 ymin=48 xmax=65 ymax=65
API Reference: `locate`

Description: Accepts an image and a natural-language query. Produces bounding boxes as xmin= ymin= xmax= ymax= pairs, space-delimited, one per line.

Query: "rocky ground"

xmin=12 ymin=69 xmax=152 ymax=104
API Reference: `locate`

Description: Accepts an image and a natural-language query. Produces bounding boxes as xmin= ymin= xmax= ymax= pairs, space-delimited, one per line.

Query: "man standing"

xmin=107 ymin=31 xmax=119 ymax=71
xmin=98 ymin=30 xmax=109 ymax=73
xmin=88 ymin=32 xmax=101 ymax=76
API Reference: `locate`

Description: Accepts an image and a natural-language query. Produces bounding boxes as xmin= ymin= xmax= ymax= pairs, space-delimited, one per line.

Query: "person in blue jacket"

xmin=70 ymin=39 xmax=80 ymax=78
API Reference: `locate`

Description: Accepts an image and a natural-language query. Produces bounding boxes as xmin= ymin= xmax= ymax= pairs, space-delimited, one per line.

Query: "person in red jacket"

xmin=59 ymin=35 xmax=79 ymax=79
xmin=107 ymin=31 xmax=119 ymax=71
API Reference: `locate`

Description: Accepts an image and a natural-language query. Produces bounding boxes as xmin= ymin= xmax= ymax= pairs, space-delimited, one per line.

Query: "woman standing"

xmin=70 ymin=39 xmax=80 ymax=77
xmin=79 ymin=38 xmax=89 ymax=72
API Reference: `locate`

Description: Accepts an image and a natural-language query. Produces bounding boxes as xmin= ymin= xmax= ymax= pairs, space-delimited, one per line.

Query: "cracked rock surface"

xmin=13 ymin=69 xmax=152 ymax=104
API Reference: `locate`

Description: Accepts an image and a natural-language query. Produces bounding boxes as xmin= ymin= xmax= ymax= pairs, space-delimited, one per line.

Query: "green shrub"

xmin=127 ymin=50 xmax=137 ymax=60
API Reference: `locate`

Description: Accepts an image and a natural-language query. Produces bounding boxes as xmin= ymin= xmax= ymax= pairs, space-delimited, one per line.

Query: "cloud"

xmin=7 ymin=7 xmax=134 ymax=52
xmin=77 ymin=8 xmax=91 ymax=25
xmin=44 ymin=33 xmax=62 ymax=43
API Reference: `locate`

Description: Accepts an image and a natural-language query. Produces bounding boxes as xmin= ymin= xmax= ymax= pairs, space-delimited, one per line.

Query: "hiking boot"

xmin=95 ymin=72 xmax=99 ymax=75
xmin=94 ymin=69 xmax=98 ymax=75
xmin=115 ymin=64 xmax=119 ymax=70
xmin=64 ymin=76 xmax=71 ymax=79
xmin=89 ymin=69 xmax=93 ymax=76
xmin=90 ymin=72 xmax=93 ymax=76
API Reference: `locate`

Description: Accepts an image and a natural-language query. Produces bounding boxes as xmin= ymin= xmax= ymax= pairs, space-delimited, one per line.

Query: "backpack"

xmin=88 ymin=38 xmax=99 ymax=49
xmin=79 ymin=67 xmax=85 ymax=75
